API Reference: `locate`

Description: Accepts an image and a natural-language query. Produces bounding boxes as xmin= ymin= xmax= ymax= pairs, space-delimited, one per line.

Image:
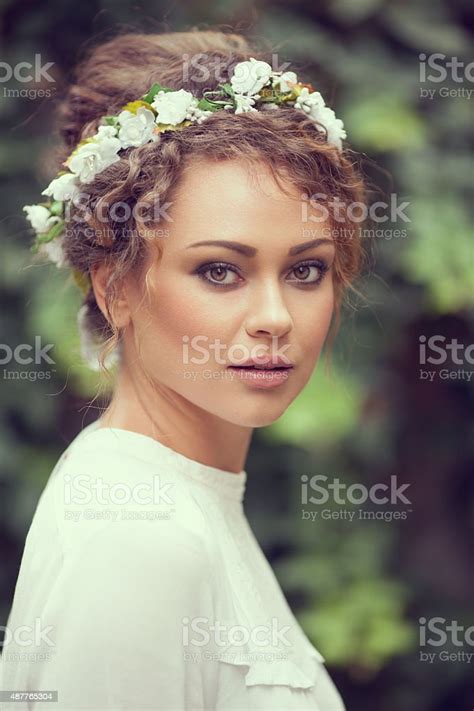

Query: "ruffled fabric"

xmin=192 ymin=490 xmax=327 ymax=693
xmin=245 ymin=655 xmax=321 ymax=689
xmin=217 ymin=646 xmax=325 ymax=690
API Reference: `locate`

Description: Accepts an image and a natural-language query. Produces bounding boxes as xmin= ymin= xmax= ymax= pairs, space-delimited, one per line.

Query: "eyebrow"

xmin=186 ymin=238 xmax=334 ymax=257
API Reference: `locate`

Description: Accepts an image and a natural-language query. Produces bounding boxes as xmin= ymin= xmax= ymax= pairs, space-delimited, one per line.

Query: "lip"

xmin=227 ymin=366 xmax=293 ymax=389
xmin=227 ymin=356 xmax=294 ymax=369
xmin=227 ymin=356 xmax=294 ymax=389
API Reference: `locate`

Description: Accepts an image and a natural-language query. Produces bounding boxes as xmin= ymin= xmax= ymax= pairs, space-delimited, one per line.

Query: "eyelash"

xmin=195 ymin=259 xmax=330 ymax=289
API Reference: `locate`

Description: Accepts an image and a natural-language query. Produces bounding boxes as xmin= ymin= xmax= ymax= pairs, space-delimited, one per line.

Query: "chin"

xmin=219 ymin=401 xmax=293 ymax=429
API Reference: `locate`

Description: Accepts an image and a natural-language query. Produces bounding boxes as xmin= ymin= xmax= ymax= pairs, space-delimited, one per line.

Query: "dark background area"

xmin=1 ymin=1 xmax=473 ymax=709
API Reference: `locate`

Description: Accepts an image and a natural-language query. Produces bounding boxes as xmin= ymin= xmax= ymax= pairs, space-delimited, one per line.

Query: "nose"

xmin=244 ymin=279 xmax=293 ymax=339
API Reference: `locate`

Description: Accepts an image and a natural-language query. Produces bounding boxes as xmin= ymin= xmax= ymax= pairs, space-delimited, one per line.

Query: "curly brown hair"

xmin=54 ymin=29 xmax=367 ymax=368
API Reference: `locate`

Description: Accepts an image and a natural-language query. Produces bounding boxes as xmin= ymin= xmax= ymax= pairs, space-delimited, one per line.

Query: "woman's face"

xmin=123 ymin=158 xmax=335 ymax=428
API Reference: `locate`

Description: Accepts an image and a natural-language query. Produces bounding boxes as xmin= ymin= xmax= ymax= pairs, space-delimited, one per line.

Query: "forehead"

xmin=166 ymin=158 xmax=305 ymax=239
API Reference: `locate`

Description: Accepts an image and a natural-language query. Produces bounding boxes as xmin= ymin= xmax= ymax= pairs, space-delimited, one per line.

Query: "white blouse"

xmin=0 ymin=421 xmax=345 ymax=710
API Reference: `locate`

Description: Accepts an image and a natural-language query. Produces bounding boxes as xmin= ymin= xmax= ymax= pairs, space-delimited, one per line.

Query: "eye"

xmin=286 ymin=259 xmax=329 ymax=286
xmin=196 ymin=262 xmax=242 ymax=288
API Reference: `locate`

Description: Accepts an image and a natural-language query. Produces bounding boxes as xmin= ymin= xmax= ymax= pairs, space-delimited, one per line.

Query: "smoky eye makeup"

xmin=194 ymin=261 xmax=242 ymax=288
xmin=193 ymin=258 xmax=332 ymax=289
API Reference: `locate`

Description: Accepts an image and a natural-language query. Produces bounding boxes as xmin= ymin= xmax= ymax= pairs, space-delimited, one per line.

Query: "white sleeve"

xmin=34 ymin=521 xmax=216 ymax=710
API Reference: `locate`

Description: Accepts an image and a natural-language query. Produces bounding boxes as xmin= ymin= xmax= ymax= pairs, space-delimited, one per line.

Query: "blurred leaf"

xmin=343 ymin=93 xmax=428 ymax=151
xmin=263 ymin=360 xmax=362 ymax=446
xmin=398 ymin=198 xmax=474 ymax=312
xmin=299 ymin=579 xmax=416 ymax=669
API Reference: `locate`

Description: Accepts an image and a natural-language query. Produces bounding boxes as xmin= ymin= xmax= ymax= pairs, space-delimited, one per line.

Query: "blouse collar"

xmin=77 ymin=420 xmax=247 ymax=504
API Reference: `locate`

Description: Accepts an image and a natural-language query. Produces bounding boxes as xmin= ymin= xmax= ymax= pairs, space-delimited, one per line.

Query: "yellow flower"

xmin=292 ymin=82 xmax=316 ymax=97
xmin=73 ymin=269 xmax=91 ymax=296
xmin=122 ymin=100 xmax=155 ymax=114
xmin=154 ymin=120 xmax=192 ymax=134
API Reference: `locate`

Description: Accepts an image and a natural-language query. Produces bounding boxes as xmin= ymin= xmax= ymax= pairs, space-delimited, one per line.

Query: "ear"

xmin=90 ymin=262 xmax=131 ymax=330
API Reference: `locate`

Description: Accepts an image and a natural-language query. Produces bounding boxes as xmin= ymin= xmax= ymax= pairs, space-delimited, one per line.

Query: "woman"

xmin=1 ymin=29 xmax=365 ymax=710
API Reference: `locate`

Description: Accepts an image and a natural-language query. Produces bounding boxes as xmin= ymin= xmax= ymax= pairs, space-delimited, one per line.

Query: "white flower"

xmin=294 ymin=88 xmax=326 ymax=119
xmin=272 ymin=71 xmax=297 ymax=92
xmin=77 ymin=304 xmax=120 ymax=371
xmin=95 ymin=125 xmax=119 ymax=139
xmin=38 ymin=234 xmax=68 ymax=268
xmin=41 ymin=173 xmax=80 ymax=202
xmin=151 ymin=89 xmax=195 ymax=125
xmin=230 ymin=57 xmax=273 ymax=95
xmin=186 ymin=101 xmax=214 ymax=125
xmin=23 ymin=204 xmax=60 ymax=234
xmin=117 ymin=107 xmax=157 ymax=148
xmin=68 ymin=130 xmax=122 ymax=184
xmin=315 ymin=106 xmax=347 ymax=150
xmin=294 ymin=89 xmax=346 ymax=149
xmin=234 ymin=94 xmax=258 ymax=114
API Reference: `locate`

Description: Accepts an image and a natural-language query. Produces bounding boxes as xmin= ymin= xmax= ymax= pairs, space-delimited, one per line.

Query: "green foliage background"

xmin=1 ymin=1 xmax=473 ymax=709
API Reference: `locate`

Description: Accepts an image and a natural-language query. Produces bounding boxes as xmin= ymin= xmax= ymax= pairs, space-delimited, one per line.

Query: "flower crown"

xmin=23 ymin=58 xmax=347 ymax=273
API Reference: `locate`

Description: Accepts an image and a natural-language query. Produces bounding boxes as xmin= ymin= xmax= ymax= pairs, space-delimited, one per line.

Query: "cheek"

xmin=295 ymin=283 xmax=334 ymax=354
xmin=133 ymin=274 xmax=236 ymax=360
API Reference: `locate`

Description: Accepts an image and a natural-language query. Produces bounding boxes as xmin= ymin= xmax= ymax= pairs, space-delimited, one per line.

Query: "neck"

xmin=98 ymin=362 xmax=253 ymax=474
